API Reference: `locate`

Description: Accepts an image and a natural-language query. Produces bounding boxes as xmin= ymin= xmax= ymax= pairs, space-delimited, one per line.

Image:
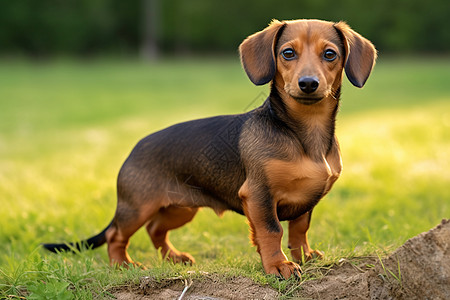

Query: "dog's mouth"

xmin=291 ymin=96 xmax=324 ymax=105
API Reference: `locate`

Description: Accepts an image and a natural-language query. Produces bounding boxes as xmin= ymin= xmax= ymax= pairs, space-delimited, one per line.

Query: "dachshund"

xmin=43 ymin=19 xmax=376 ymax=279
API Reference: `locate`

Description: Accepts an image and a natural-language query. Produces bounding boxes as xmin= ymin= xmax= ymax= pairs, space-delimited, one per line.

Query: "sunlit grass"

xmin=0 ymin=57 xmax=449 ymax=298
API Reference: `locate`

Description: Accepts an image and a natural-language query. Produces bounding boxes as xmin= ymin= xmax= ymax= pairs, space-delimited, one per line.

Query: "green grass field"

xmin=1 ymin=57 xmax=449 ymax=299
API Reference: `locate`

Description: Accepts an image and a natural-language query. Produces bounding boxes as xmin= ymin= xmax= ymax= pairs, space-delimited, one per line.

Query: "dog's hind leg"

xmin=146 ymin=205 xmax=198 ymax=264
xmin=105 ymin=198 xmax=161 ymax=267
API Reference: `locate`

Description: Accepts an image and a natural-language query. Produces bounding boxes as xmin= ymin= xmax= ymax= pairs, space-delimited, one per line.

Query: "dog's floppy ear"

xmin=239 ymin=20 xmax=286 ymax=86
xmin=334 ymin=22 xmax=377 ymax=88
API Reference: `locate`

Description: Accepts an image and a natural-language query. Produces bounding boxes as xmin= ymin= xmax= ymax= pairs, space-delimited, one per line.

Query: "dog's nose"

xmin=298 ymin=76 xmax=319 ymax=94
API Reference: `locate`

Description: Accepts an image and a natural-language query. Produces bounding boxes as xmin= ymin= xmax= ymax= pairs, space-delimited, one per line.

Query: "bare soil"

xmin=113 ymin=274 xmax=277 ymax=300
xmin=113 ymin=219 xmax=450 ymax=299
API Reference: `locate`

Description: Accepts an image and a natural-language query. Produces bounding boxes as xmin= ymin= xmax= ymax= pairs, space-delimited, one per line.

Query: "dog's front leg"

xmin=240 ymin=181 xmax=301 ymax=279
xmin=288 ymin=210 xmax=324 ymax=263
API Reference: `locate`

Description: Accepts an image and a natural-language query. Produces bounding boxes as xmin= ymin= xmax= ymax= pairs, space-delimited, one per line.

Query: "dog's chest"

xmin=264 ymin=153 xmax=342 ymax=210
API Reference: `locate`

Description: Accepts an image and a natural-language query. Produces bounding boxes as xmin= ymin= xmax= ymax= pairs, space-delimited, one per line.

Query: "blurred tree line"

xmin=0 ymin=0 xmax=449 ymax=58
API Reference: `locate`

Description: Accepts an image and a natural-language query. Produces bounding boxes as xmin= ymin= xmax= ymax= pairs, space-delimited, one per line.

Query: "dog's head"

xmin=239 ymin=19 xmax=377 ymax=105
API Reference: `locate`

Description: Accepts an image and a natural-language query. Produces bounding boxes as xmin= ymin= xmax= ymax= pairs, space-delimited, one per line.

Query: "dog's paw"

xmin=131 ymin=261 xmax=147 ymax=270
xmin=291 ymin=248 xmax=324 ymax=263
xmin=111 ymin=260 xmax=147 ymax=270
xmin=308 ymin=249 xmax=324 ymax=260
xmin=167 ymin=251 xmax=196 ymax=265
xmin=266 ymin=260 xmax=302 ymax=279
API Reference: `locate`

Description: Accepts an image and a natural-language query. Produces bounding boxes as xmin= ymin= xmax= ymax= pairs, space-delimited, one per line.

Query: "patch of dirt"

xmin=113 ymin=219 xmax=450 ymax=299
xmin=113 ymin=273 xmax=277 ymax=300
xmin=298 ymin=257 xmax=376 ymax=299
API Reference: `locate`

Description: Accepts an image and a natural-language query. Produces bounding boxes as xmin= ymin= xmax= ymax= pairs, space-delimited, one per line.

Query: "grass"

xmin=376 ymin=252 xmax=402 ymax=288
xmin=0 ymin=56 xmax=449 ymax=298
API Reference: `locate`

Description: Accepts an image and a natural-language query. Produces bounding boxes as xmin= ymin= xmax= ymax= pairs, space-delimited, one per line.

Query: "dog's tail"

xmin=42 ymin=221 xmax=113 ymax=253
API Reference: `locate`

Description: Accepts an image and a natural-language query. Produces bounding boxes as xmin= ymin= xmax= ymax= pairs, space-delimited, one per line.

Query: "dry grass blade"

xmin=178 ymin=278 xmax=193 ymax=300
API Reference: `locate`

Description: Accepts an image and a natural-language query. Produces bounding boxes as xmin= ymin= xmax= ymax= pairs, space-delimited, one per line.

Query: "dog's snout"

xmin=298 ymin=76 xmax=319 ymax=94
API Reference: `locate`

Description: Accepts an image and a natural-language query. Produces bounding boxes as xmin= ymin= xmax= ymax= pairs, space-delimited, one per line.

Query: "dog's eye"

xmin=281 ymin=48 xmax=296 ymax=60
xmin=323 ymin=49 xmax=337 ymax=61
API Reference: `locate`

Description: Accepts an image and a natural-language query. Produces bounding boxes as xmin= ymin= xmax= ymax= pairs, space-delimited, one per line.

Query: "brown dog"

xmin=44 ymin=19 xmax=376 ymax=279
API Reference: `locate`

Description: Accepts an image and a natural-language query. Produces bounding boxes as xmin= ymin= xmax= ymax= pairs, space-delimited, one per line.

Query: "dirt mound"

xmin=113 ymin=219 xmax=450 ymax=299
xmin=300 ymin=219 xmax=450 ymax=299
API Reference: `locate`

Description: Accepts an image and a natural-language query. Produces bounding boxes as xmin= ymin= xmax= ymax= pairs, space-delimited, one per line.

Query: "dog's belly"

xmin=173 ymin=160 xmax=246 ymax=215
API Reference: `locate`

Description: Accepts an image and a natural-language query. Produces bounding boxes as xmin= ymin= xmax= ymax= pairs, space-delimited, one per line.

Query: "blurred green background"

xmin=1 ymin=0 xmax=449 ymax=58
